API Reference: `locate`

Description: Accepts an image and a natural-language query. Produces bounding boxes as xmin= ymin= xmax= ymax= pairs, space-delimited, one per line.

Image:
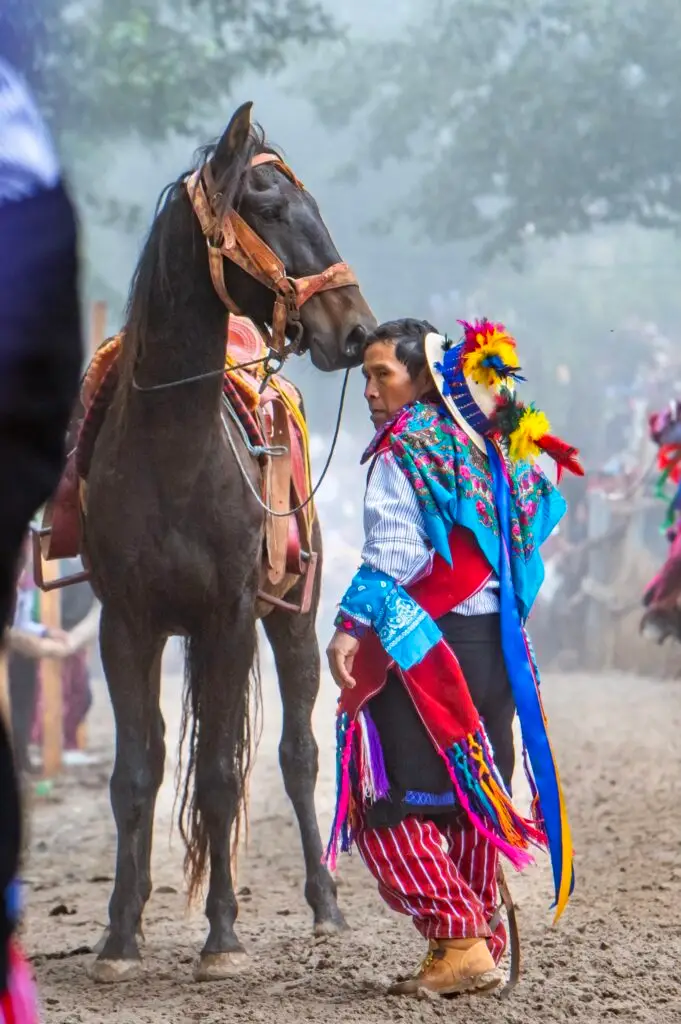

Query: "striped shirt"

xmin=362 ymin=451 xmax=499 ymax=616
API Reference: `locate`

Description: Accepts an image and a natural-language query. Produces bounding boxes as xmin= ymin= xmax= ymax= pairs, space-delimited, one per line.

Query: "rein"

xmin=131 ymin=353 xmax=278 ymax=394
xmin=222 ymin=368 xmax=351 ymax=518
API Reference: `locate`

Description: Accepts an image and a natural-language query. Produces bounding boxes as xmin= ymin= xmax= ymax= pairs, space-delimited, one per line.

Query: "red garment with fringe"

xmin=334 ymin=525 xmax=546 ymax=872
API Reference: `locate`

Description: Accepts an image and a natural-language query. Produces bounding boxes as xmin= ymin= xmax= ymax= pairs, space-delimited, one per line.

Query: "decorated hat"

xmin=425 ymin=319 xmax=584 ymax=479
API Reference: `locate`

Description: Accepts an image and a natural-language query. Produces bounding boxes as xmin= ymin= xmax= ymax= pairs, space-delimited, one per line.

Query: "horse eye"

xmin=249 ymin=188 xmax=286 ymax=222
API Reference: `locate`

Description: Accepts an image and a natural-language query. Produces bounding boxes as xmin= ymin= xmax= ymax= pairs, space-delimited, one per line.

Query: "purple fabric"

xmin=363 ymin=707 xmax=390 ymax=800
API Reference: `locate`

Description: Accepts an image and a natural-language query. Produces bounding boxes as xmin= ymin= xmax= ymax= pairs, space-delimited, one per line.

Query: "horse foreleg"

xmin=90 ymin=609 xmax=165 ymax=983
xmin=263 ymin=537 xmax=346 ymax=935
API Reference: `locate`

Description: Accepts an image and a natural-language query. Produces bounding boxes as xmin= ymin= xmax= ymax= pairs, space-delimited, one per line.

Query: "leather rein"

xmin=185 ymin=152 xmax=358 ymax=360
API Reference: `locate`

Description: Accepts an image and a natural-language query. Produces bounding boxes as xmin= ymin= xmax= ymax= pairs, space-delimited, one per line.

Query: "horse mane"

xmin=115 ymin=123 xmax=283 ymax=411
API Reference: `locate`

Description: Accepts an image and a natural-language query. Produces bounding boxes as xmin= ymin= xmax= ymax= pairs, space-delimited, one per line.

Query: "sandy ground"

xmin=21 ymin=653 xmax=681 ymax=1024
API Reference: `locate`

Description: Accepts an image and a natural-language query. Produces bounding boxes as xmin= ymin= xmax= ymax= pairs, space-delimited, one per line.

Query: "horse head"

xmin=194 ymin=102 xmax=376 ymax=371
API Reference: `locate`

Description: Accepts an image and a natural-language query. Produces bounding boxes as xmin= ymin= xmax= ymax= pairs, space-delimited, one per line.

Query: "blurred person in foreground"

xmin=0 ymin=47 xmax=82 ymax=1023
xmin=324 ymin=318 xmax=583 ymax=997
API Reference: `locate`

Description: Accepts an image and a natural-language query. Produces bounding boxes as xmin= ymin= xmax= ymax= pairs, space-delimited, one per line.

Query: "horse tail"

xmin=175 ymin=616 xmax=262 ymax=903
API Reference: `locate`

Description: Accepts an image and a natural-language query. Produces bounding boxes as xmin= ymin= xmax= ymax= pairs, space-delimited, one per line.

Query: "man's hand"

xmin=37 ymin=635 xmax=71 ymax=660
xmin=46 ymin=628 xmax=70 ymax=645
xmin=326 ymin=630 xmax=360 ymax=690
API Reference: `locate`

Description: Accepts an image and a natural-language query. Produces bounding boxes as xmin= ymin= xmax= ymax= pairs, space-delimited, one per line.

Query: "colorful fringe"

xmin=322 ymin=711 xmax=547 ymax=874
xmin=357 ymin=708 xmax=390 ymax=803
xmin=0 ymin=943 xmax=39 ymax=1024
xmin=324 ymin=713 xmax=356 ymax=872
xmin=441 ymin=728 xmax=547 ymax=871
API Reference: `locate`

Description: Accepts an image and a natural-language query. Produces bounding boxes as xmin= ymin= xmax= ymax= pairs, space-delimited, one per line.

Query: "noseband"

xmin=185 ymin=153 xmax=358 ymax=358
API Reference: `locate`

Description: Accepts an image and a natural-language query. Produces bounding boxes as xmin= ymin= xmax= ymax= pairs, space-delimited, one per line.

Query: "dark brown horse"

xmin=84 ymin=102 xmax=375 ymax=983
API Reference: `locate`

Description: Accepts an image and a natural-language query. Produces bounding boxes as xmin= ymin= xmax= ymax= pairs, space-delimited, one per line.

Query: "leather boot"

xmin=388 ymin=938 xmax=503 ymax=997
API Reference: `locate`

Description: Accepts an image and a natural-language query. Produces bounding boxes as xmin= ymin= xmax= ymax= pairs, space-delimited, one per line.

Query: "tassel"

xmin=441 ymin=727 xmax=546 ymax=871
xmin=323 ymin=714 xmax=356 ymax=872
xmin=358 ymin=709 xmax=390 ymax=802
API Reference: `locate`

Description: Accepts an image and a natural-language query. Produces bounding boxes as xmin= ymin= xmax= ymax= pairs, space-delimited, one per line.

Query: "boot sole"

xmin=389 ymin=968 xmax=504 ymax=998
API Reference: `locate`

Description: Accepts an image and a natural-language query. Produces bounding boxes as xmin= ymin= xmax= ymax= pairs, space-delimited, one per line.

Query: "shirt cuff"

xmin=334 ymin=609 xmax=370 ymax=639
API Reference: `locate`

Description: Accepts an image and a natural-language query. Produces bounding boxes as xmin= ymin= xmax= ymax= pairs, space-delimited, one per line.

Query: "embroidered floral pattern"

xmin=388 ymin=403 xmax=552 ymax=564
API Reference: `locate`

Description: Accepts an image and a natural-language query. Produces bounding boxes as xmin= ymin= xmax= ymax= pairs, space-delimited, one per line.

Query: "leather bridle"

xmin=185 ymin=152 xmax=359 ymax=359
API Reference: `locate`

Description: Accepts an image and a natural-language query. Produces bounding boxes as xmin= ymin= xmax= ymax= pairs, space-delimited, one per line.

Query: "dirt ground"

xmin=21 ymin=656 xmax=681 ymax=1024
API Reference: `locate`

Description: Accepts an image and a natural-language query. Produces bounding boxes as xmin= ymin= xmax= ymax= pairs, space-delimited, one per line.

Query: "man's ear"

xmin=417 ymin=365 xmax=436 ymax=397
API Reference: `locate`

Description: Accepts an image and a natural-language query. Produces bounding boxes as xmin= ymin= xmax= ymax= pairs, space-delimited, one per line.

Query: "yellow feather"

xmin=461 ymin=332 xmax=520 ymax=388
xmin=508 ymin=408 xmax=551 ymax=463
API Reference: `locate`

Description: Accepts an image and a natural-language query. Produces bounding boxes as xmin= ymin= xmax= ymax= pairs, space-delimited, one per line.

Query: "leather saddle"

xmin=34 ymin=317 xmax=318 ymax=615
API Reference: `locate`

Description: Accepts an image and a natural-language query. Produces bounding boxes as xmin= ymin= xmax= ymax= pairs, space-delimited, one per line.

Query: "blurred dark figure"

xmin=0 ymin=41 xmax=82 ymax=1023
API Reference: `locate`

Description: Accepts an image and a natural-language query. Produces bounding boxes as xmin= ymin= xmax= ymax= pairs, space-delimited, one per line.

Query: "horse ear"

xmin=213 ymin=101 xmax=253 ymax=172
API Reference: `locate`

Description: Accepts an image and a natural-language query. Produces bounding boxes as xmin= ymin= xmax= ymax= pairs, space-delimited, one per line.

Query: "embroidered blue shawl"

xmin=362 ymin=401 xmax=566 ymax=621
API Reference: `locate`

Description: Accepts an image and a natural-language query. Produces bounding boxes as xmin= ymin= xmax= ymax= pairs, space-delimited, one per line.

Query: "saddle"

xmin=35 ymin=317 xmax=318 ymax=616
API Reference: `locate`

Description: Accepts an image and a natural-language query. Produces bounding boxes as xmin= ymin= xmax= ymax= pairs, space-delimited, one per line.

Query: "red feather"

xmin=537 ymin=433 xmax=584 ymax=482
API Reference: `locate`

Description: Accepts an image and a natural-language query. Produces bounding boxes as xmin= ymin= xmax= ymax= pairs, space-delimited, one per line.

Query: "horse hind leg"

xmin=90 ymin=610 xmax=165 ymax=984
xmin=262 ymin=546 xmax=347 ymax=935
xmin=184 ymin=598 xmax=257 ymax=982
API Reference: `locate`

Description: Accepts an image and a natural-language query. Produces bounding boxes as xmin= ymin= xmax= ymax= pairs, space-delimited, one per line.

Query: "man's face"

xmin=362 ymin=340 xmax=426 ymax=429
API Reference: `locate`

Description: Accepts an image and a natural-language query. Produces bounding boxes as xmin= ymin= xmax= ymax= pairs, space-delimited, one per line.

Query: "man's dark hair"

xmin=363 ymin=317 xmax=439 ymax=380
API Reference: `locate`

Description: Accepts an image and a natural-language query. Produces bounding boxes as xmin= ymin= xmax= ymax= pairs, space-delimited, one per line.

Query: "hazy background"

xmin=5 ymin=0 xmax=681 ymax=638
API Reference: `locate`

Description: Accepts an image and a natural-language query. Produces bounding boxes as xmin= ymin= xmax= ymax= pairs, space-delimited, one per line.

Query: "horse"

xmin=82 ymin=101 xmax=376 ymax=983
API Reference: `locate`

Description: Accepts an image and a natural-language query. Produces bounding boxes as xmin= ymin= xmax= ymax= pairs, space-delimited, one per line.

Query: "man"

xmin=0 ymin=46 xmax=82 ymax=1022
xmin=325 ymin=318 xmax=582 ymax=997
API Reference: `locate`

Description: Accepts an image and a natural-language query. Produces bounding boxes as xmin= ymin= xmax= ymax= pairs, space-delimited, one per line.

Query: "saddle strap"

xmin=265 ymin=399 xmax=292 ymax=585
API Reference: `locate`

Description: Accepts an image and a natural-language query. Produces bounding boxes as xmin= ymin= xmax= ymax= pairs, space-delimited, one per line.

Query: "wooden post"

xmin=39 ymin=559 xmax=62 ymax=778
xmin=90 ymin=300 xmax=107 ymax=357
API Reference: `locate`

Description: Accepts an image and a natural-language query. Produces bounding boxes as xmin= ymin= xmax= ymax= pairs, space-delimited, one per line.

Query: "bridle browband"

xmin=185 ymin=152 xmax=359 ymax=359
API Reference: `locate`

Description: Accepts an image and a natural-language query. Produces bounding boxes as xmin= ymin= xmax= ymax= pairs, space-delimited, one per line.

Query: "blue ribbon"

xmin=487 ymin=440 xmax=574 ymax=919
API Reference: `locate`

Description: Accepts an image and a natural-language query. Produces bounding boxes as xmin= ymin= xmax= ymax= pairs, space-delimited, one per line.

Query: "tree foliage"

xmin=311 ymin=0 xmax=681 ymax=261
xmin=1 ymin=0 xmax=334 ymax=303
xmin=2 ymin=0 xmax=333 ymax=142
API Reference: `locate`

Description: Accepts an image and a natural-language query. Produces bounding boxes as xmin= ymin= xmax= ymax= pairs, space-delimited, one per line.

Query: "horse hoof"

xmin=194 ymin=951 xmax=249 ymax=982
xmin=89 ymin=958 xmax=141 ymax=984
xmin=313 ymin=910 xmax=348 ymax=937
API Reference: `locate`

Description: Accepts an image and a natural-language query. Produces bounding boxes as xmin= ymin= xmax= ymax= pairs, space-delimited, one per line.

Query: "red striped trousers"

xmin=356 ymin=816 xmax=506 ymax=963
